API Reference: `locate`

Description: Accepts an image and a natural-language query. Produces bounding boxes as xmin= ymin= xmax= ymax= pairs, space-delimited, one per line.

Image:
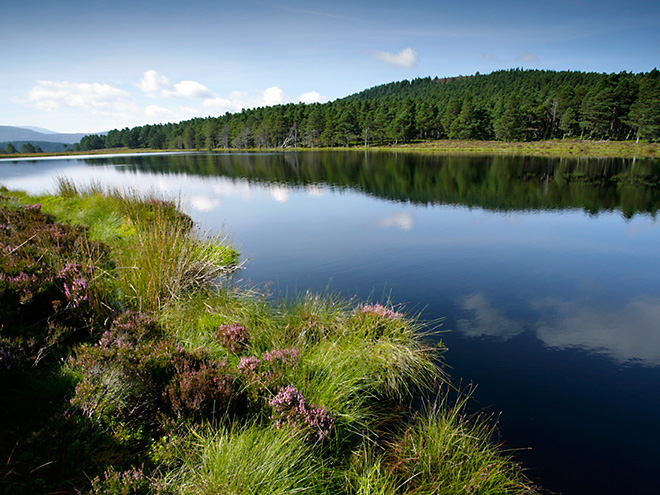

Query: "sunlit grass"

xmin=171 ymin=424 xmax=326 ymax=495
xmin=388 ymin=139 xmax=660 ymax=159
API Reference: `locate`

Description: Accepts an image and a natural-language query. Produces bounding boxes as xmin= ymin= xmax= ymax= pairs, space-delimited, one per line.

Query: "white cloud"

xmin=145 ymin=105 xmax=174 ymax=118
xmin=173 ymin=80 xmax=214 ymax=99
xmin=138 ymin=70 xmax=172 ymax=96
xmin=298 ymin=90 xmax=328 ymax=104
xmin=26 ymin=81 xmax=131 ymax=112
xmin=263 ymin=86 xmax=288 ymax=106
xmin=139 ymin=70 xmax=213 ymax=99
xmin=372 ymin=48 xmax=419 ymax=68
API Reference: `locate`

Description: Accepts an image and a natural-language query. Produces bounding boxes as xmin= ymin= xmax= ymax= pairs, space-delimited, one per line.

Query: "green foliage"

xmin=0 ymin=201 xmax=113 ymax=366
xmin=89 ymin=466 xmax=151 ymax=495
xmin=70 ymin=311 xmax=245 ymax=430
xmin=172 ymin=425 xmax=325 ymax=495
xmin=388 ymin=401 xmax=538 ymax=494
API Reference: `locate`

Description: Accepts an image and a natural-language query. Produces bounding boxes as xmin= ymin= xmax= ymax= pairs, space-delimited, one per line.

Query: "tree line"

xmin=76 ymin=68 xmax=660 ymax=152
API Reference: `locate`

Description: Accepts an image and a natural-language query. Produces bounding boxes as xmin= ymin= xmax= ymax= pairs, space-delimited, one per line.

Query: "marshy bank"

xmin=0 ymin=184 xmax=540 ymax=494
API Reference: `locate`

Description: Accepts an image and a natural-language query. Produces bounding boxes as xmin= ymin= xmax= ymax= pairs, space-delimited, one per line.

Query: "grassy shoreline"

xmin=2 ymin=139 xmax=659 ymax=160
xmin=1 ymin=185 xmax=541 ymax=494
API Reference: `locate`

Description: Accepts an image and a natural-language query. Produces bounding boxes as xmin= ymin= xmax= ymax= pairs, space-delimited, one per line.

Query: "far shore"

xmin=2 ymin=139 xmax=659 ymax=160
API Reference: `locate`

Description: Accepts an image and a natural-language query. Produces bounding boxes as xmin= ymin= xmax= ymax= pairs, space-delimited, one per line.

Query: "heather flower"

xmin=89 ymin=466 xmax=149 ymax=495
xmin=165 ymin=359 xmax=234 ymax=420
xmin=216 ymin=323 xmax=250 ymax=353
xmin=359 ymin=303 xmax=403 ymax=319
xmin=269 ymin=385 xmax=335 ymax=442
xmin=238 ymin=348 xmax=301 ymax=395
xmin=262 ymin=347 xmax=299 ymax=365
xmin=238 ymin=356 xmax=261 ymax=375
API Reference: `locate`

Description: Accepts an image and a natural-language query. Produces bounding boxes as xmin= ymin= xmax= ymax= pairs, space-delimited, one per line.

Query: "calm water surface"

xmin=2 ymin=151 xmax=660 ymax=495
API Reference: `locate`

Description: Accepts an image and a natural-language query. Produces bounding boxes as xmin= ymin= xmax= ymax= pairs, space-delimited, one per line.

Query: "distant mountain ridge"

xmin=0 ymin=126 xmax=89 ymax=144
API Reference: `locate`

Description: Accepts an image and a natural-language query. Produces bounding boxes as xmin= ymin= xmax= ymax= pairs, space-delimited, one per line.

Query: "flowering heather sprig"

xmin=2 ymin=272 xmax=39 ymax=303
xmin=63 ymin=277 xmax=89 ymax=308
xmin=57 ymin=263 xmax=91 ymax=309
xmin=237 ymin=348 xmax=301 ymax=394
xmin=89 ymin=466 xmax=149 ymax=495
xmin=269 ymin=385 xmax=335 ymax=442
xmin=237 ymin=355 xmax=261 ymax=375
xmin=22 ymin=203 xmax=41 ymax=212
xmin=359 ymin=303 xmax=403 ymax=319
xmin=165 ymin=359 xmax=234 ymax=419
xmin=262 ymin=347 xmax=299 ymax=365
xmin=216 ymin=323 xmax=250 ymax=353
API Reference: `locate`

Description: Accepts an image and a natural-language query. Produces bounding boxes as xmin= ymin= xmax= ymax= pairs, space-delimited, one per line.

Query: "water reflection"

xmin=379 ymin=212 xmax=415 ymax=231
xmin=456 ymin=293 xmax=660 ymax=366
xmin=534 ymin=295 xmax=660 ymax=366
xmin=456 ymin=293 xmax=525 ymax=340
xmin=75 ymin=152 xmax=660 ymax=217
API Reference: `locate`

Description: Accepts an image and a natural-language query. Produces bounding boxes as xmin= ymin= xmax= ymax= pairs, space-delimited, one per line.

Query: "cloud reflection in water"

xmin=455 ymin=293 xmax=660 ymax=367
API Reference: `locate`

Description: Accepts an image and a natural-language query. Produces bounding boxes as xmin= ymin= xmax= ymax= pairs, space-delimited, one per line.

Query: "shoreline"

xmin=1 ymin=139 xmax=659 ymax=160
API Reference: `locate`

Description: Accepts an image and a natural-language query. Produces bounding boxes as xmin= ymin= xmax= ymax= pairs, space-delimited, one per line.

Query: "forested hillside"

xmin=76 ymin=69 xmax=660 ymax=152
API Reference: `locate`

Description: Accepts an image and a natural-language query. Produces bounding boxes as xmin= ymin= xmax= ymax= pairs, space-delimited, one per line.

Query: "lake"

xmin=2 ymin=151 xmax=660 ymax=494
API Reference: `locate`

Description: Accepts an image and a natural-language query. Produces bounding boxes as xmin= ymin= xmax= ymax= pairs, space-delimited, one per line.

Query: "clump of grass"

xmin=344 ymin=444 xmax=399 ymax=495
xmin=113 ymin=192 xmax=239 ymax=313
xmin=388 ymin=397 xmax=539 ymax=495
xmin=171 ymin=424 xmax=324 ymax=495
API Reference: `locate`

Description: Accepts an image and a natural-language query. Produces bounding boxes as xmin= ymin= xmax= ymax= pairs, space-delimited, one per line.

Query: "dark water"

xmin=2 ymin=151 xmax=660 ymax=494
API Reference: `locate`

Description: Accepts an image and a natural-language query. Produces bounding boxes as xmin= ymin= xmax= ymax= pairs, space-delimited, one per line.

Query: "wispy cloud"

xmin=372 ymin=48 xmax=419 ymax=69
xmin=23 ymin=81 xmax=131 ymax=112
xmin=517 ymin=52 xmax=540 ymax=64
xmin=17 ymin=71 xmax=328 ymax=131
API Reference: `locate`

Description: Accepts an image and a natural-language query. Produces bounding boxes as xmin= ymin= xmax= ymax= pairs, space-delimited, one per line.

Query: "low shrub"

xmin=165 ymin=358 xmax=238 ymax=422
xmin=269 ymin=384 xmax=335 ymax=442
xmin=237 ymin=347 xmax=301 ymax=397
xmin=89 ymin=466 xmax=151 ymax=495
xmin=215 ymin=322 xmax=249 ymax=354
xmin=71 ymin=312 xmax=245 ymax=429
xmin=0 ymin=202 xmax=113 ymax=366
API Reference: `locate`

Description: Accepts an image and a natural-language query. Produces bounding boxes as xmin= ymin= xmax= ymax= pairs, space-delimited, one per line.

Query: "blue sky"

xmin=2 ymin=0 xmax=659 ymax=133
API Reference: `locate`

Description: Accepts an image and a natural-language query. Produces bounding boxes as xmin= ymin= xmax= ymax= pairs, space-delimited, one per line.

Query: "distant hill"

xmin=0 ymin=126 xmax=90 ymax=144
xmin=19 ymin=126 xmax=58 ymax=134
